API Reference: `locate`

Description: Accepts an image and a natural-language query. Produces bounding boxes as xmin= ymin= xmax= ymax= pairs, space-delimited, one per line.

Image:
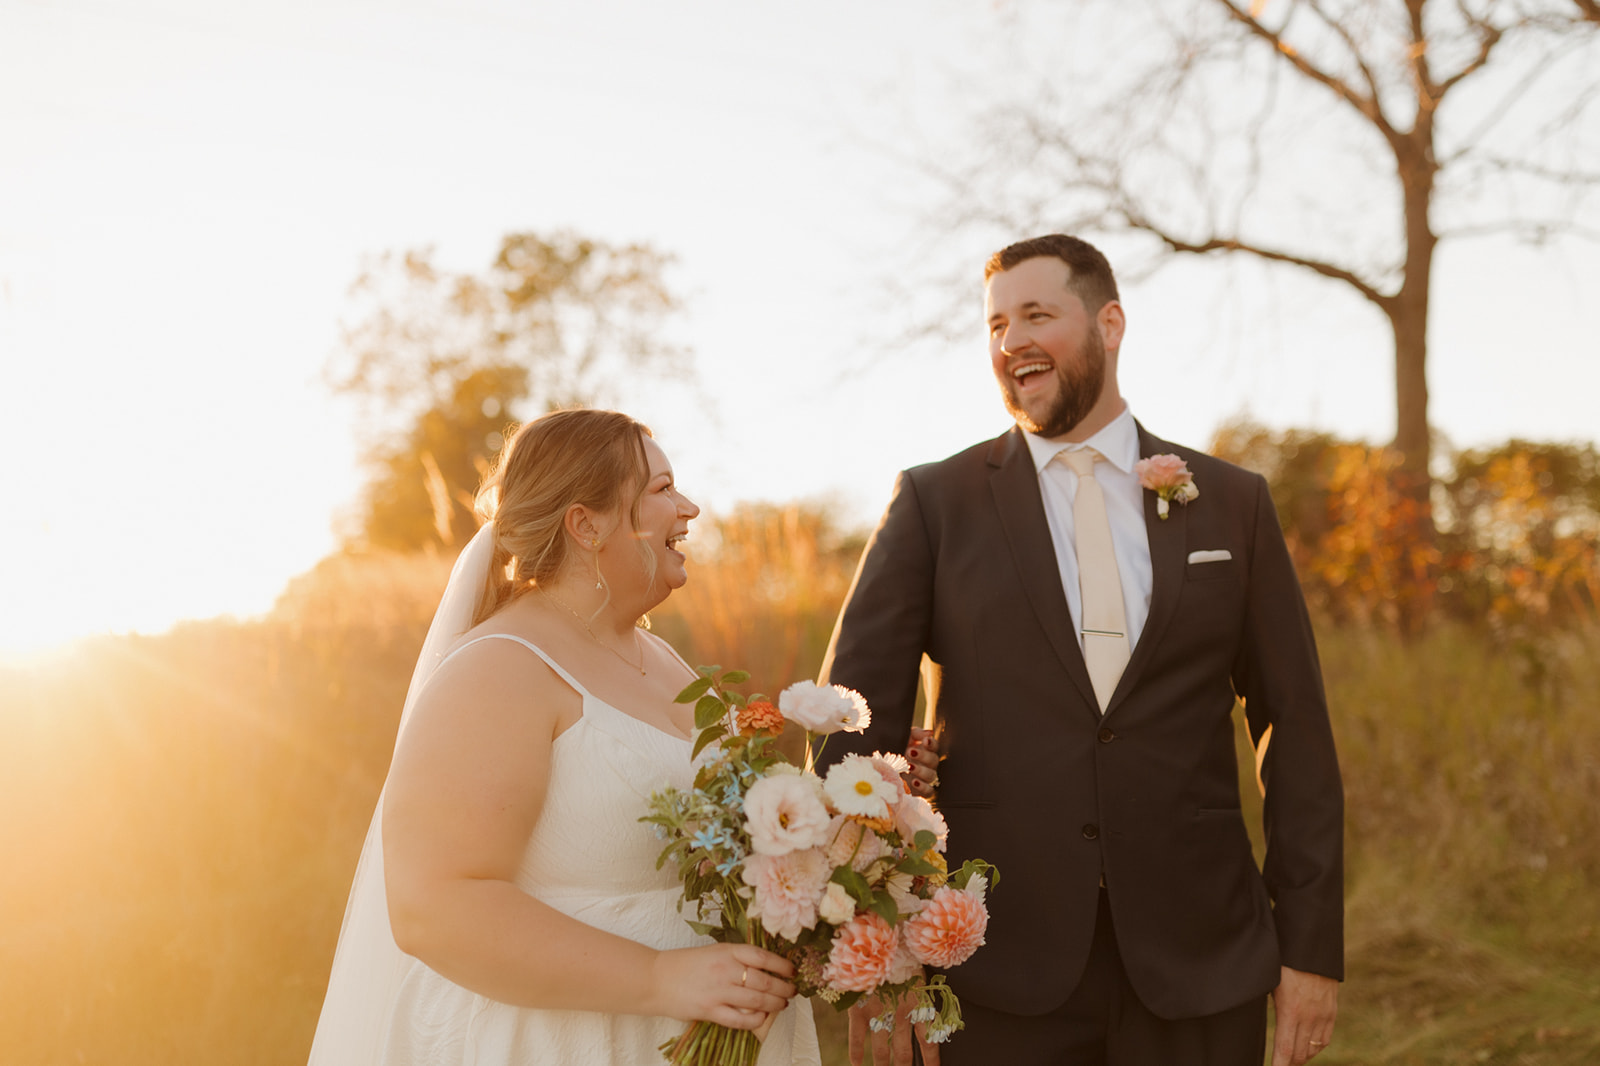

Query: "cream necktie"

xmin=1061 ymin=448 xmax=1129 ymax=712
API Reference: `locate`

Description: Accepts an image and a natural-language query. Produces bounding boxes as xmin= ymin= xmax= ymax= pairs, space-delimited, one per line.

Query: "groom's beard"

xmin=999 ymin=323 xmax=1107 ymax=439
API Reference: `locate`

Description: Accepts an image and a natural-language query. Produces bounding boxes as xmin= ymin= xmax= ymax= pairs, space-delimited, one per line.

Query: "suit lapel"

xmin=987 ymin=429 xmax=1100 ymax=711
xmin=1106 ymin=423 xmax=1186 ymax=716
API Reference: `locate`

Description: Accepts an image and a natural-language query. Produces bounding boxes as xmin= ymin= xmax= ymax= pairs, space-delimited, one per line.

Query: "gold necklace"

xmin=544 ymin=591 xmax=647 ymax=676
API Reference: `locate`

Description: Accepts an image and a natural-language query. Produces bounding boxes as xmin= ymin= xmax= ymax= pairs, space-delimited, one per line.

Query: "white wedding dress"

xmin=357 ymin=634 xmax=818 ymax=1065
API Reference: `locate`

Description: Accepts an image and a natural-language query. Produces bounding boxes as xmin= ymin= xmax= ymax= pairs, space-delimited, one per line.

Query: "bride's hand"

xmin=649 ymin=943 xmax=797 ymax=1031
xmin=903 ymin=727 xmax=941 ymax=796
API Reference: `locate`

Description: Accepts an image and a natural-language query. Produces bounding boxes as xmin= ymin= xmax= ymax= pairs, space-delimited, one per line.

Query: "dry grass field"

xmin=3 ymin=507 xmax=1598 ymax=1064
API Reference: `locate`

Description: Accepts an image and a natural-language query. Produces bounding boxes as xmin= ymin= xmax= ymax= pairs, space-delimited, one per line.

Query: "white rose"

xmin=817 ymin=881 xmax=857 ymax=926
xmin=743 ymin=772 xmax=833 ymax=856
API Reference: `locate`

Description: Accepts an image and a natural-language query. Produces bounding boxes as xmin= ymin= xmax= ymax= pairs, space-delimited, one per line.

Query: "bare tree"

xmin=937 ymin=0 xmax=1600 ymax=518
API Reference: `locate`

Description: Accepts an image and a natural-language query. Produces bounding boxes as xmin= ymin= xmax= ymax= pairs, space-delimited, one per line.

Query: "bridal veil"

xmin=306 ymin=523 xmax=495 ymax=1064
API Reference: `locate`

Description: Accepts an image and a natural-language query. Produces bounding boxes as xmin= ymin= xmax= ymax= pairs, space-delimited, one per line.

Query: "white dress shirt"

xmin=1023 ymin=405 xmax=1153 ymax=654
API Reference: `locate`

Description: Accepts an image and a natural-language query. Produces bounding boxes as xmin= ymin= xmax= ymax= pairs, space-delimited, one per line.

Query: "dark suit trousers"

xmin=941 ymin=891 xmax=1267 ymax=1066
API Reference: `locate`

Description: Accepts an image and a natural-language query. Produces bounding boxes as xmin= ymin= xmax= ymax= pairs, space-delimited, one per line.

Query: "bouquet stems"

xmin=659 ymin=1019 xmax=761 ymax=1066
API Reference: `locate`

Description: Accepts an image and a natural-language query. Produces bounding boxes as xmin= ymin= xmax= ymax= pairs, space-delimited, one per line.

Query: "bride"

xmin=308 ymin=408 xmax=819 ymax=1065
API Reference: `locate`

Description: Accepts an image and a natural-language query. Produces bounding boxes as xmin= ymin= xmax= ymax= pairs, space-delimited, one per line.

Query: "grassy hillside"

xmin=2 ymin=511 xmax=1597 ymax=1064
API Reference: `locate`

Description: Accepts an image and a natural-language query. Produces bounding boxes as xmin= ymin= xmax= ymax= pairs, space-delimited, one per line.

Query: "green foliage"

xmin=329 ymin=231 xmax=688 ymax=551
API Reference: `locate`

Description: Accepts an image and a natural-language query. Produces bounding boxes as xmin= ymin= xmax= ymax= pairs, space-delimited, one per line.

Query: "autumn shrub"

xmin=1212 ymin=420 xmax=1600 ymax=637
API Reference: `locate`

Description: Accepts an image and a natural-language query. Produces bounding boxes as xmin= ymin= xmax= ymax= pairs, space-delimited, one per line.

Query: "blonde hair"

xmin=471 ymin=408 xmax=653 ymax=626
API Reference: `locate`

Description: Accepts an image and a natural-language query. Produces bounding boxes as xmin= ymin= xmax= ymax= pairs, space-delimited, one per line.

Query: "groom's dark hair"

xmin=984 ymin=234 xmax=1120 ymax=313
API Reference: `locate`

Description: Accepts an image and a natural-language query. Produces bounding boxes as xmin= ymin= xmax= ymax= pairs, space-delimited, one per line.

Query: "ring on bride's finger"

xmin=1310 ymin=1041 xmax=1326 ymax=1048
xmin=740 ymin=967 xmax=748 ymax=986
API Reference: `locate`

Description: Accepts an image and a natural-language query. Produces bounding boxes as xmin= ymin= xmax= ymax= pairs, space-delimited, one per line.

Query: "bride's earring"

xmin=592 ymin=538 xmax=605 ymax=591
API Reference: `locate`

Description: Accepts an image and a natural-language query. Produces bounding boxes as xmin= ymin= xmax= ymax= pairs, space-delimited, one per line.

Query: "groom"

xmin=819 ymin=235 xmax=1343 ymax=1065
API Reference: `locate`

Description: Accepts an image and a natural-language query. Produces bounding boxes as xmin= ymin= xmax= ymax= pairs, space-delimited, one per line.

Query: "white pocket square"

xmin=1187 ymin=549 xmax=1232 ymax=564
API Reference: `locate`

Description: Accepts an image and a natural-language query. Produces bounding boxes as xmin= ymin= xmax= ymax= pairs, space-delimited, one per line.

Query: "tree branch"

xmin=1119 ymin=209 xmax=1392 ymax=309
xmin=1457 ymin=154 xmax=1600 ymax=187
xmin=1302 ymin=0 xmax=1387 ymax=106
xmin=1209 ymin=0 xmax=1395 ymax=138
xmin=1438 ymin=217 xmax=1600 ymax=243
xmin=1438 ymin=29 xmax=1593 ymax=163
xmin=1435 ymin=10 xmax=1505 ymax=98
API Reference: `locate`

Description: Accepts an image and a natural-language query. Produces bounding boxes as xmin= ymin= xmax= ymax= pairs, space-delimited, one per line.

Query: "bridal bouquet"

xmin=643 ymin=667 xmax=997 ymax=1066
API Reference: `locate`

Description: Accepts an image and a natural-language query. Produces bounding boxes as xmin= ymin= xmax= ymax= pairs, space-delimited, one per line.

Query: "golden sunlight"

xmin=0 ymin=518 xmax=242 ymax=664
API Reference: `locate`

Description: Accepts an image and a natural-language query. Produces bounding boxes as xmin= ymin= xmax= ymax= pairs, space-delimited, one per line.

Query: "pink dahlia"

xmin=821 ymin=911 xmax=898 ymax=993
xmin=902 ymin=885 xmax=989 ymax=969
xmin=743 ymin=848 xmax=831 ymax=941
xmin=885 ymin=936 xmax=923 ymax=985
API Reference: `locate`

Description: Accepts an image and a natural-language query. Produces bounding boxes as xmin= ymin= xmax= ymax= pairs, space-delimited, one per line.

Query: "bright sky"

xmin=2 ymin=0 xmax=1597 ymax=660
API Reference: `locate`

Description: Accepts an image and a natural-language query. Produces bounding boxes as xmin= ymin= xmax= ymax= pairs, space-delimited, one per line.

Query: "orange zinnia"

xmin=737 ymin=699 xmax=785 ymax=736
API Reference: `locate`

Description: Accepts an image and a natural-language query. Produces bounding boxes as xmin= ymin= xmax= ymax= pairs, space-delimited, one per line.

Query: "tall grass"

xmin=0 ymin=551 xmax=451 ymax=1065
xmin=2 ymin=511 xmax=1597 ymax=1065
xmin=1312 ymin=623 xmax=1600 ymax=1064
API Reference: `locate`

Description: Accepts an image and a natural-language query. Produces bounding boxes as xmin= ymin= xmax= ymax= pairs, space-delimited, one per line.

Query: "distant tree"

xmin=1210 ymin=417 xmax=1352 ymax=558
xmin=356 ymin=364 xmax=529 ymax=551
xmin=930 ymin=0 xmax=1600 ymax=525
xmin=1213 ymin=420 xmax=1600 ymax=629
xmin=328 ymin=232 xmax=688 ymax=550
xmin=1439 ymin=438 xmax=1600 ymax=628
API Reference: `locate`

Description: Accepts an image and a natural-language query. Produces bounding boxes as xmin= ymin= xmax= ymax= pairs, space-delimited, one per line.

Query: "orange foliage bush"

xmin=1212 ymin=420 xmax=1600 ymax=634
xmin=1309 ymin=444 xmax=1443 ymax=631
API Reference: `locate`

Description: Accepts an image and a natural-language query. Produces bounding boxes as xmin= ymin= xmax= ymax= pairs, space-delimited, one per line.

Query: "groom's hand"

xmin=1270 ymin=966 xmax=1337 ymax=1065
xmin=847 ymin=991 xmax=939 ymax=1066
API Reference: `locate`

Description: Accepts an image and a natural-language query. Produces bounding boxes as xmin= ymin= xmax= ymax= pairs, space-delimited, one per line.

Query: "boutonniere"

xmin=1135 ymin=454 xmax=1199 ymax=520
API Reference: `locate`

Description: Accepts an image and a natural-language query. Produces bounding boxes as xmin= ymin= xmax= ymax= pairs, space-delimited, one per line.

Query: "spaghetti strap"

xmin=441 ymin=633 xmax=594 ymax=700
xmin=645 ymin=629 xmax=701 ymax=682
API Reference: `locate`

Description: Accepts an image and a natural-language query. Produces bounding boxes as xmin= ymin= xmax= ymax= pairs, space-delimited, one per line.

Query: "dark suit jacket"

xmin=818 ymin=422 xmax=1343 ymax=1020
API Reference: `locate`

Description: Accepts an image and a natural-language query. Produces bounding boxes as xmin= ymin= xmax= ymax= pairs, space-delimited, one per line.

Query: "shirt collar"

xmin=1023 ymin=404 xmax=1139 ymax=476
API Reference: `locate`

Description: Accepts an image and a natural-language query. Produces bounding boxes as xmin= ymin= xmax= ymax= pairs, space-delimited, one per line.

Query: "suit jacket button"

xmin=1082 ymin=824 xmax=1100 ymax=840
xmin=1098 ymin=728 xmax=1116 ymax=743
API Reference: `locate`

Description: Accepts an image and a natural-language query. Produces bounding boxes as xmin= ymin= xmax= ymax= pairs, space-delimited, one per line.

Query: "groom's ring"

xmin=740 ymin=967 xmax=749 ymax=986
xmin=1310 ymin=1041 xmax=1326 ymax=1047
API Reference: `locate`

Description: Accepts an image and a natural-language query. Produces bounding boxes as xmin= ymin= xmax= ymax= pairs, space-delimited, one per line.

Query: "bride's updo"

xmin=472 ymin=408 xmax=653 ymax=625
